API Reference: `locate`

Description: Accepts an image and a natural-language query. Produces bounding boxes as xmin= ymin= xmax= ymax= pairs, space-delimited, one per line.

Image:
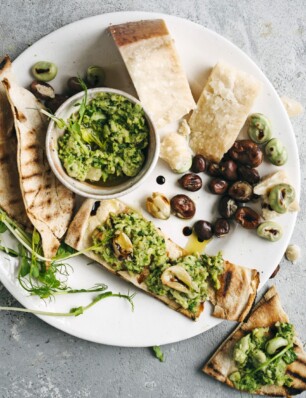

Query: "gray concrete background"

xmin=0 ymin=0 xmax=305 ymax=397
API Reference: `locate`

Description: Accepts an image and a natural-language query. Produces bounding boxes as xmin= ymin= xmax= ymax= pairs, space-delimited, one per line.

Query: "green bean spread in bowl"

xmin=57 ymin=92 xmax=150 ymax=184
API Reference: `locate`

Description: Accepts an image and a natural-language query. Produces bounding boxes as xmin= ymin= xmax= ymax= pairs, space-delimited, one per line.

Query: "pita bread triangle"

xmin=203 ymin=286 xmax=306 ymax=397
xmin=0 ymin=55 xmax=75 ymax=261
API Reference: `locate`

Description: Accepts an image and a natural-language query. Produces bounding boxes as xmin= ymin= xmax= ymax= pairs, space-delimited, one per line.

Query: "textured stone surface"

xmin=0 ymin=0 xmax=305 ymax=397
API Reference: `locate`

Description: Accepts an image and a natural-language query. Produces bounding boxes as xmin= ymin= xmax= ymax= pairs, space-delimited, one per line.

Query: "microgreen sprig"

xmin=0 ymin=208 xmax=120 ymax=299
xmin=0 ymin=291 xmax=135 ymax=317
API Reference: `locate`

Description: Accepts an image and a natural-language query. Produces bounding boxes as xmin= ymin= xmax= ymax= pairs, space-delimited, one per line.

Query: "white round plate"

xmin=0 ymin=11 xmax=299 ymax=347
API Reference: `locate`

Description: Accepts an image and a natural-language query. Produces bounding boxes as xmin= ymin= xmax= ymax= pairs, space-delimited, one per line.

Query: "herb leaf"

xmin=0 ymin=290 xmax=135 ymax=317
xmin=0 ymin=221 xmax=8 ymax=233
xmin=152 ymin=346 xmax=164 ymax=362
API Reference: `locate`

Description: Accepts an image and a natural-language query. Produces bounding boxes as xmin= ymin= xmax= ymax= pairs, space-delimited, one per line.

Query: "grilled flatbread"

xmin=0 ymin=56 xmax=75 ymax=260
xmin=203 ymin=286 xmax=306 ymax=396
xmin=0 ymin=58 xmax=31 ymax=229
xmin=109 ymin=19 xmax=196 ymax=128
xmin=65 ymin=198 xmax=259 ymax=321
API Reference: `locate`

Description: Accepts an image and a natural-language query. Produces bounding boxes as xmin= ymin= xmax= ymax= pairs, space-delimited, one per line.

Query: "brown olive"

xmin=270 ymin=264 xmax=280 ymax=279
xmin=191 ymin=155 xmax=206 ymax=173
xmin=228 ymin=181 xmax=253 ymax=202
xmin=238 ymin=165 xmax=260 ymax=185
xmin=170 ymin=195 xmax=196 ymax=219
xmin=209 ymin=178 xmax=229 ymax=195
xmin=67 ymin=76 xmax=84 ymax=95
xmin=235 ymin=207 xmax=260 ymax=229
xmin=178 ymin=173 xmax=202 ymax=192
xmin=45 ymin=94 xmax=69 ymax=113
xmin=214 ymin=218 xmax=230 ymax=237
xmin=29 ymin=80 xmax=55 ymax=101
xmin=229 ymin=140 xmax=263 ymax=167
xmin=220 ymin=160 xmax=238 ymax=181
xmin=193 ymin=220 xmax=213 ymax=241
xmin=218 ymin=196 xmax=238 ymax=219
xmin=207 ymin=162 xmax=221 ymax=177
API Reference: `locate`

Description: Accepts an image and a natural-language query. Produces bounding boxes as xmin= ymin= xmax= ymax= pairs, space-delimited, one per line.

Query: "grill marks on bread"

xmin=0 ymin=57 xmax=31 ymax=229
xmin=0 ymin=56 xmax=74 ymax=260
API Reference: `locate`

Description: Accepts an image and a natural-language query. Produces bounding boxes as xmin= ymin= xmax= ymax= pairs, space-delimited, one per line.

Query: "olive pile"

xmin=179 ymin=132 xmax=291 ymax=242
xmin=29 ymin=61 xmax=105 ymax=113
xmin=194 ymin=140 xmax=262 ymax=239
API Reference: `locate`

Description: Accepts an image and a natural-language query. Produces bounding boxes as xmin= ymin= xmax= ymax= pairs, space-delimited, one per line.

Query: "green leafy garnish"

xmin=0 ymin=291 xmax=135 ymax=317
xmin=152 ymin=346 xmax=164 ymax=362
xmin=0 ymin=208 xmax=124 ymax=299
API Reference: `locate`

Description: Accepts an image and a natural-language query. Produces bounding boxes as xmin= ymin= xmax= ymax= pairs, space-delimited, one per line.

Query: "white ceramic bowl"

xmin=46 ymin=88 xmax=159 ymax=199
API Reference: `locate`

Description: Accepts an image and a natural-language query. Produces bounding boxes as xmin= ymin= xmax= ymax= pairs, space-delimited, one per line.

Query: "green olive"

xmin=248 ymin=113 xmax=272 ymax=144
xmin=268 ymin=183 xmax=295 ymax=214
xmin=257 ymin=221 xmax=283 ymax=242
xmin=265 ymin=138 xmax=288 ymax=166
xmin=266 ymin=336 xmax=288 ymax=355
xmin=31 ymin=61 xmax=58 ymax=82
xmin=86 ymin=65 xmax=105 ymax=87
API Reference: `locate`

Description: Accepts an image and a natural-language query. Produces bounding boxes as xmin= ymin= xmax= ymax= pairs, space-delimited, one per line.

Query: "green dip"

xmin=92 ymin=211 xmax=168 ymax=274
xmin=229 ymin=322 xmax=297 ymax=392
xmin=91 ymin=211 xmax=224 ymax=314
xmin=58 ymin=92 xmax=150 ymax=183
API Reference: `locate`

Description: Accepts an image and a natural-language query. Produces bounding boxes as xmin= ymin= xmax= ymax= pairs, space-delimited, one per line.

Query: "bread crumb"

xmin=281 ymin=96 xmax=304 ymax=117
xmin=285 ymin=244 xmax=301 ymax=263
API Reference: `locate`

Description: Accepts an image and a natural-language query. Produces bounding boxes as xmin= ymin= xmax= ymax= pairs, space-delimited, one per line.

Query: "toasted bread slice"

xmin=65 ymin=198 xmax=259 ymax=321
xmin=203 ymin=286 xmax=306 ymax=396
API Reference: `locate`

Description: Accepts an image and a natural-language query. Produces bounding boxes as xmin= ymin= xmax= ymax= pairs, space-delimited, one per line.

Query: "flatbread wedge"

xmin=65 ymin=198 xmax=259 ymax=321
xmin=0 ymin=57 xmax=31 ymax=229
xmin=203 ymin=286 xmax=306 ymax=396
xmin=109 ymin=19 xmax=196 ymax=128
xmin=0 ymin=56 xmax=75 ymax=260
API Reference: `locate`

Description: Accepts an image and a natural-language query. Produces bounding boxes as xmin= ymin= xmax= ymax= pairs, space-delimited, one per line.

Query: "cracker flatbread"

xmin=189 ymin=62 xmax=261 ymax=163
xmin=0 ymin=57 xmax=31 ymax=229
xmin=0 ymin=56 xmax=75 ymax=260
xmin=203 ymin=286 xmax=306 ymax=396
xmin=65 ymin=198 xmax=259 ymax=321
xmin=109 ymin=19 xmax=196 ymax=128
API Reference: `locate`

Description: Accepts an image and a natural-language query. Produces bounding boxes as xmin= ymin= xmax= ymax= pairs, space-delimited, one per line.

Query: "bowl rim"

xmin=45 ymin=87 xmax=160 ymax=199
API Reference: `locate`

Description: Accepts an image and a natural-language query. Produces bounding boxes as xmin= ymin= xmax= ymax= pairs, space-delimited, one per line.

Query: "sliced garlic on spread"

xmin=161 ymin=265 xmax=195 ymax=294
xmin=113 ymin=232 xmax=133 ymax=260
